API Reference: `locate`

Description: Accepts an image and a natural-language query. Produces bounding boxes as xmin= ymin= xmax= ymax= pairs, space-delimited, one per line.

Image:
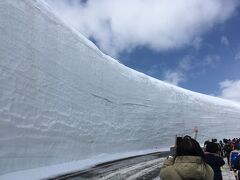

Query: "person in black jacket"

xmin=205 ymin=142 xmax=225 ymax=180
xmin=223 ymin=139 xmax=232 ymax=164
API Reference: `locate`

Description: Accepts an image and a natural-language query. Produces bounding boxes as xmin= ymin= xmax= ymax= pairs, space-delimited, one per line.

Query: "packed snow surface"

xmin=0 ymin=0 xmax=240 ymax=178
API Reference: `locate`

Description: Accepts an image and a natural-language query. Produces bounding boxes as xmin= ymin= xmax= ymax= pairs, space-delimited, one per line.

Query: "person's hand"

xmin=233 ymin=169 xmax=238 ymax=176
xmin=194 ymin=126 xmax=198 ymax=133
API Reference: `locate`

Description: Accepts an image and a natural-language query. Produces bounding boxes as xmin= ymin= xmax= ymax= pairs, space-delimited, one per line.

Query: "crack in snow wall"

xmin=1 ymin=0 xmax=240 ymax=175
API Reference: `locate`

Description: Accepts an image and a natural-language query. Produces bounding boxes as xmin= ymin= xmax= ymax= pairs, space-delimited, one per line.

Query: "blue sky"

xmin=45 ymin=0 xmax=240 ymax=102
xmin=121 ymin=12 xmax=240 ymax=95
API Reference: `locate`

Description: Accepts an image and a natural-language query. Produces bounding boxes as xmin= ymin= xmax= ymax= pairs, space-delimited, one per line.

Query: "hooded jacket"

xmin=160 ymin=156 xmax=214 ymax=180
xmin=205 ymin=153 xmax=225 ymax=180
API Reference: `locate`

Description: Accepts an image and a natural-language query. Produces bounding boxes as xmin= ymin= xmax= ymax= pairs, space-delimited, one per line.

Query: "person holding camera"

xmin=160 ymin=136 xmax=213 ymax=180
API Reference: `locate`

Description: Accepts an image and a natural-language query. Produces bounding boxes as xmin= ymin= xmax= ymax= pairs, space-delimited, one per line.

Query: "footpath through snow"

xmin=1 ymin=152 xmax=234 ymax=180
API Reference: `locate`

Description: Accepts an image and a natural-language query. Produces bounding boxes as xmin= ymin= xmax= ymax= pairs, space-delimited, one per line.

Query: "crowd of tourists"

xmin=218 ymin=138 xmax=240 ymax=164
xmin=159 ymin=136 xmax=240 ymax=180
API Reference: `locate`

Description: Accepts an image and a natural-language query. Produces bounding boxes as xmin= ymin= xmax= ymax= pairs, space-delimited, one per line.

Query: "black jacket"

xmin=205 ymin=153 xmax=225 ymax=180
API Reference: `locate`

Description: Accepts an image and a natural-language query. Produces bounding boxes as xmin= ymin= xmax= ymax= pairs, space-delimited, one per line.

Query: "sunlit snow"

xmin=0 ymin=0 xmax=240 ymax=179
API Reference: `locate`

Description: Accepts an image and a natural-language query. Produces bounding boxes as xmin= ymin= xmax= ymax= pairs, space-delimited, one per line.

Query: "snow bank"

xmin=0 ymin=148 xmax=167 ymax=180
xmin=0 ymin=0 xmax=240 ymax=178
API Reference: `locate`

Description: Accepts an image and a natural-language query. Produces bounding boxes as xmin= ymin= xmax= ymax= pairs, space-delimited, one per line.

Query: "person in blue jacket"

xmin=205 ymin=141 xmax=225 ymax=180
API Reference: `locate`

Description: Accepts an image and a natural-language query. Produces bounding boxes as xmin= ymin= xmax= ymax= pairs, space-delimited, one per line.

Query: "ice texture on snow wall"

xmin=0 ymin=0 xmax=240 ymax=175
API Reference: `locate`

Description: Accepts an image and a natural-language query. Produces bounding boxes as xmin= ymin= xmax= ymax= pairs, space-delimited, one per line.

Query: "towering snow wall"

xmin=1 ymin=0 xmax=240 ymax=176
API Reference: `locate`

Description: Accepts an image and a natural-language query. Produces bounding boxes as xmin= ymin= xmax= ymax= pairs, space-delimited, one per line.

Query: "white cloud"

xmin=202 ymin=55 xmax=220 ymax=68
xmin=178 ymin=56 xmax=193 ymax=71
xmin=146 ymin=64 xmax=160 ymax=77
xmin=235 ymin=51 xmax=240 ymax=61
xmin=44 ymin=0 xmax=239 ymax=56
xmin=164 ymin=70 xmax=185 ymax=86
xmin=191 ymin=37 xmax=203 ymax=50
xmin=163 ymin=54 xmax=221 ymax=86
xmin=219 ymin=80 xmax=240 ymax=102
xmin=163 ymin=55 xmax=193 ymax=85
xmin=221 ymin=35 xmax=229 ymax=47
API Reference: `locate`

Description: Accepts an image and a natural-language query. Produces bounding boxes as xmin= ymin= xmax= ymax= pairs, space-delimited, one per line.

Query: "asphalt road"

xmin=49 ymin=151 xmax=170 ymax=180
